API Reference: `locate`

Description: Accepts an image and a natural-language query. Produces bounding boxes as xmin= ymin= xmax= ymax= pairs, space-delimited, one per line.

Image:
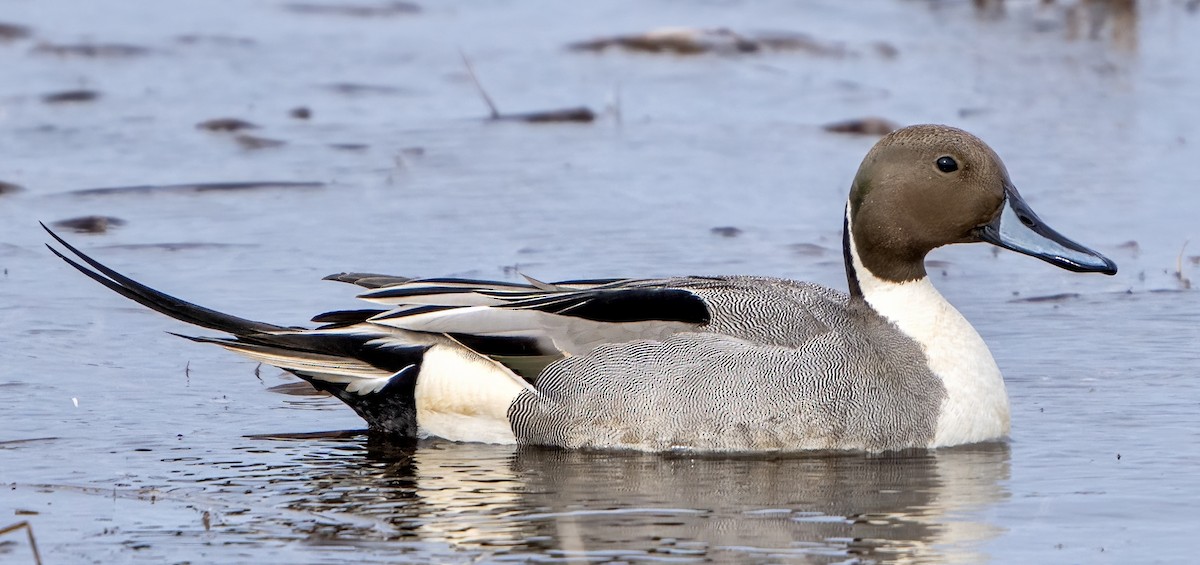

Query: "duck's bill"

xmin=978 ymin=185 xmax=1118 ymax=275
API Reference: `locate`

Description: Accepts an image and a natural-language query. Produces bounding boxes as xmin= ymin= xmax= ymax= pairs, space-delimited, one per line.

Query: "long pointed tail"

xmin=43 ymin=223 xmax=285 ymax=336
xmin=43 ymin=224 xmax=429 ymax=435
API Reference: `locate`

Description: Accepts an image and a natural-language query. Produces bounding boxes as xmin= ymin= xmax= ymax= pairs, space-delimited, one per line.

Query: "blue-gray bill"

xmin=978 ymin=185 xmax=1118 ymax=275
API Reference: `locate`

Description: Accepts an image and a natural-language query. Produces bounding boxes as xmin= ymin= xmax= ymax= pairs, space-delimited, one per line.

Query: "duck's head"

xmin=845 ymin=124 xmax=1117 ymax=290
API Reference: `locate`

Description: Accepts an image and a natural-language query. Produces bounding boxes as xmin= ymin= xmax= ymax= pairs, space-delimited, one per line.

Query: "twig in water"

xmin=460 ymin=50 xmax=501 ymax=119
xmin=459 ymin=50 xmax=596 ymax=123
xmin=609 ymin=83 xmax=623 ymax=127
xmin=0 ymin=521 xmax=43 ymax=565
xmin=1176 ymin=240 xmax=1192 ymax=289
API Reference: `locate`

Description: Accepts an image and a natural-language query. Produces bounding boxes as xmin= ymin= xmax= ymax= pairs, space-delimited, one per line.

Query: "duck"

xmin=45 ymin=124 xmax=1117 ymax=453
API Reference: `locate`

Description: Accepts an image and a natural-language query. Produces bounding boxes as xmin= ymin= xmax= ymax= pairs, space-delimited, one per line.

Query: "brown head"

xmin=844 ymin=124 xmax=1116 ymax=295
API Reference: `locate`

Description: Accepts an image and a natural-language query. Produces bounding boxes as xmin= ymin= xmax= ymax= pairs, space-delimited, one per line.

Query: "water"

xmin=1 ymin=0 xmax=1198 ymax=562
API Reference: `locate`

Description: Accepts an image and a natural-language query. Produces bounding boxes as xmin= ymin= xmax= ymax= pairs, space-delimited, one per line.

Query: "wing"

xmin=318 ymin=275 xmax=714 ymax=379
xmin=314 ymin=273 xmax=851 ymax=380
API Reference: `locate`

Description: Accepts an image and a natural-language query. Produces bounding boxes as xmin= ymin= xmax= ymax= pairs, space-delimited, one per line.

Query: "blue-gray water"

xmin=1 ymin=0 xmax=1198 ymax=562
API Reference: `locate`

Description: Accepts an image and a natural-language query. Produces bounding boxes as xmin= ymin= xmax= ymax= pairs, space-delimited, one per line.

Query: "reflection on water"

xmin=181 ymin=437 xmax=1010 ymax=563
xmin=1067 ymin=0 xmax=1138 ymax=50
xmin=970 ymin=0 xmax=1139 ymax=51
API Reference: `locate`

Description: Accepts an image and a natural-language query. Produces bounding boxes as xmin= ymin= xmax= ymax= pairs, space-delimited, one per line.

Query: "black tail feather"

xmin=43 ymin=223 xmax=284 ymax=336
xmin=311 ymin=308 xmax=388 ymax=328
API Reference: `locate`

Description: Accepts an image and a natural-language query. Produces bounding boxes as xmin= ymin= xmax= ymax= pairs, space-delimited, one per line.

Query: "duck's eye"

xmin=936 ymin=156 xmax=959 ymax=173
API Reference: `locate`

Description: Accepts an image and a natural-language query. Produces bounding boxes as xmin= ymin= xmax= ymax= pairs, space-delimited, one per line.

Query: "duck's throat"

xmin=843 ymin=206 xmax=928 ymax=292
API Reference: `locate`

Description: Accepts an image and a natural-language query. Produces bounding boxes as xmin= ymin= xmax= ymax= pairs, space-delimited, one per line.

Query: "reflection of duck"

xmin=506 ymin=444 xmax=1011 ymax=563
xmin=241 ymin=439 xmax=1010 ymax=563
xmin=47 ymin=125 xmax=1116 ymax=452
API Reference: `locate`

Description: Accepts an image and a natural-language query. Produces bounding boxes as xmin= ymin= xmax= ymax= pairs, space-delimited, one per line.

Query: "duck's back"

xmin=511 ymin=276 xmax=946 ymax=452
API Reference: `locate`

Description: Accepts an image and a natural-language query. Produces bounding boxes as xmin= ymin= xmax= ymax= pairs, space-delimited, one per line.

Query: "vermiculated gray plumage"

xmin=509 ymin=277 xmax=945 ymax=452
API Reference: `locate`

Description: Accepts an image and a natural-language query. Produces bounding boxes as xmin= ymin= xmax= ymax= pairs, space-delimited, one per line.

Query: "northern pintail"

xmin=46 ymin=124 xmax=1117 ymax=452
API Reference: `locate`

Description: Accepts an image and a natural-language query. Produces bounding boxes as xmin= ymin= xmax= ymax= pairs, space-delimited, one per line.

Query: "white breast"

xmin=848 ymin=213 xmax=1011 ymax=447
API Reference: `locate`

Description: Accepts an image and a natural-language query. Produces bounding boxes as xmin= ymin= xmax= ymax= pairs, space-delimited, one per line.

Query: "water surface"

xmin=1 ymin=0 xmax=1198 ymax=562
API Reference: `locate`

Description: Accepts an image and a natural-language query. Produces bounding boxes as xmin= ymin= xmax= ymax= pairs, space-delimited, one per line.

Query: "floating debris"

xmin=285 ymin=2 xmax=420 ymax=17
xmin=571 ymin=27 xmax=755 ymax=55
xmin=52 ymin=215 xmax=127 ymax=234
xmin=747 ymin=30 xmax=850 ymax=57
xmin=1116 ymin=240 xmax=1140 ymax=258
xmin=96 ymin=242 xmax=256 ymax=252
xmin=0 ymin=243 xmax=38 ymax=258
xmin=323 ymin=82 xmax=406 ymax=96
xmin=787 ymin=243 xmax=830 ymax=257
xmin=0 ymin=181 xmax=23 ymax=196
xmin=0 ymin=437 xmax=58 ymax=447
xmin=499 ymin=107 xmax=595 ymax=123
xmin=330 ymin=142 xmax=369 ymax=152
xmin=823 ymin=117 xmax=901 ymax=136
xmin=570 ymin=27 xmax=848 ymax=57
xmin=710 ymin=226 xmax=742 ymax=238
xmin=196 ymin=118 xmax=259 ymax=132
xmin=872 ymin=41 xmax=900 ymax=59
xmin=0 ymin=22 xmax=32 ymax=42
xmin=1010 ymin=292 xmax=1081 ymax=303
xmin=289 ymin=106 xmax=312 ymax=119
xmin=174 ymin=34 xmax=256 ymax=47
xmin=32 ymin=42 xmax=151 ymax=58
xmin=65 ymin=181 xmax=324 ymax=197
xmin=462 ymin=53 xmax=595 ymax=124
xmin=233 ymin=134 xmax=286 ymax=150
xmin=41 ymin=89 xmax=101 ymax=104
xmin=958 ymin=107 xmax=992 ymax=118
